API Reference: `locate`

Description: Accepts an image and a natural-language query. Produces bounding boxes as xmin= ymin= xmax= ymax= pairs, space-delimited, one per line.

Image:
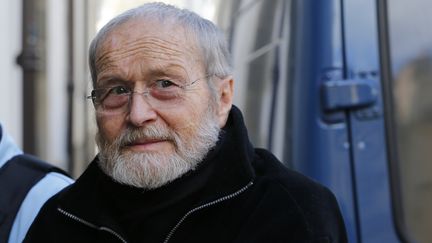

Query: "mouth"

xmin=123 ymin=138 xmax=172 ymax=152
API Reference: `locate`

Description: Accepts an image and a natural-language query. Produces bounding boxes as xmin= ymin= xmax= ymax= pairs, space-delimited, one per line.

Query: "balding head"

xmin=89 ymin=2 xmax=232 ymax=89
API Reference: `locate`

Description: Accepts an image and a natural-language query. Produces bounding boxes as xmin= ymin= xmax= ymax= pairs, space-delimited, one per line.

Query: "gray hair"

xmin=88 ymin=2 xmax=232 ymax=88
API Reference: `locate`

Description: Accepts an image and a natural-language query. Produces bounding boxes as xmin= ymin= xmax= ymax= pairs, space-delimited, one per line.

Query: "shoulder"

xmin=24 ymin=162 xmax=103 ymax=242
xmin=22 ymin=172 xmax=74 ymax=206
xmin=252 ymin=148 xmax=332 ymax=198
xmin=23 ymin=185 xmax=74 ymax=242
xmin=27 ymin=179 xmax=74 ymax=219
xmin=249 ymin=148 xmax=347 ymax=242
xmin=9 ymin=173 xmax=73 ymax=243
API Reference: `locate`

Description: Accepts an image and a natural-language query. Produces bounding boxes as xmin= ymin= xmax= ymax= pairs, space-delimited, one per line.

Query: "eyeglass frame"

xmin=86 ymin=74 xmax=215 ymax=113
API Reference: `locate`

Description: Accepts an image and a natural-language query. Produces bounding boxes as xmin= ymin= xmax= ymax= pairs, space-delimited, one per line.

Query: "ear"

xmin=216 ymin=76 xmax=234 ymax=128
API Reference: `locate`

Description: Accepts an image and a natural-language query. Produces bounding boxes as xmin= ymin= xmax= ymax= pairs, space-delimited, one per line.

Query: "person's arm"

xmin=0 ymin=123 xmax=74 ymax=243
xmin=8 ymin=172 xmax=74 ymax=243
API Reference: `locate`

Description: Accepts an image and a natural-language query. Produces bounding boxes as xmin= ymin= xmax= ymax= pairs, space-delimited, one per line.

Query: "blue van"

xmin=218 ymin=0 xmax=432 ymax=242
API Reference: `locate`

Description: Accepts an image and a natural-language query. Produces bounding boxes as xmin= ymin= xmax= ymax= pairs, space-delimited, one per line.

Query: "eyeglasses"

xmin=87 ymin=75 xmax=212 ymax=115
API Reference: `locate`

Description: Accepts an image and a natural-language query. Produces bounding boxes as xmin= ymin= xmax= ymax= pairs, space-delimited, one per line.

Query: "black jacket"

xmin=24 ymin=107 xmax=347 ymax=243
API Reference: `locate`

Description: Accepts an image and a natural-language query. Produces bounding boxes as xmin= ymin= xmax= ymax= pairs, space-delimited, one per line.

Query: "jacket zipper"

xmin=57 ymin=180 xmax=253 ymax=243
xmin=163 ymin=180 xmax=254 ymax=243
xmin=57 ymin=208 xmax=128 ymax=243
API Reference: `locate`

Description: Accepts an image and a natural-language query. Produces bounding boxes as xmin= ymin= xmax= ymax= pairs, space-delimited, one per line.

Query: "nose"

xmin=127 ymin=93 xmax=157 ymax=127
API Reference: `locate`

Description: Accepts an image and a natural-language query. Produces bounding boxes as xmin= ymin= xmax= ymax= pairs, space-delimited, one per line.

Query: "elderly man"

xmin=25 ymin=3 xmax=347 ymax=243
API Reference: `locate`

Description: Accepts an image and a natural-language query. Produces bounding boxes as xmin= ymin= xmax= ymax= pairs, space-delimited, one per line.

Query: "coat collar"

xmin=56 ymin=106 xmax=256 ymax=235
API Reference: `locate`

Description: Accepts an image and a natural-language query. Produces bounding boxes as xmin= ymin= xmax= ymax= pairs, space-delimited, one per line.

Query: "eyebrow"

xmin=96 ymin=76 xmax=131 ymax=88
xmin=96 ymin=63 xmax=191 ymax=86
xmin=146 ymin=64 xmax=189 ymax=78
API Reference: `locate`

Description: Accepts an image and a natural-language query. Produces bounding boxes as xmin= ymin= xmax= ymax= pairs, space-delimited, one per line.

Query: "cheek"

xmin=97 ymin=114 xmax=125 ymax=142
xmin=157 ymin=110 xmax=195 ymax=131
xmin=162 ymin=96 xmax=210 ymax=128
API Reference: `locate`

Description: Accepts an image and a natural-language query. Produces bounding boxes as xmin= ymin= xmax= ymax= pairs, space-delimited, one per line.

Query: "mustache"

xmin=115 ymin=125 xmax=177 ymax=148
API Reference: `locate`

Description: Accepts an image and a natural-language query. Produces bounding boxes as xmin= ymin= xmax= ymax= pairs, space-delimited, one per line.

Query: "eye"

xmin=109 ymin=86 xmax=130 ymax=95
xmin=154 ymin=79 xmax=178 ymax=89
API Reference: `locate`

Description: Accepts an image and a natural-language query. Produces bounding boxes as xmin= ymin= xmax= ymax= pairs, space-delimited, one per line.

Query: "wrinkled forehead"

xmin=95 ymin=18 xmax=204 ymax=76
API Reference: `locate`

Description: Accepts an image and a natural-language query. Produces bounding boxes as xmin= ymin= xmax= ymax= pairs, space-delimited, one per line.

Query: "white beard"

xmin=96 ymin=107 xmax=220 ymax=189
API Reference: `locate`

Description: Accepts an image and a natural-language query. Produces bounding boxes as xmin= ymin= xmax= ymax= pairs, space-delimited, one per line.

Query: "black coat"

xmin=24 ymin=107 xmax=347 ymax=243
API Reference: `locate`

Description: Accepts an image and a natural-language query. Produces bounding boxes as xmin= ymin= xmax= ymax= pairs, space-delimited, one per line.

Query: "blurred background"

xmin=0 ymin=0 xmax=431 ymax=242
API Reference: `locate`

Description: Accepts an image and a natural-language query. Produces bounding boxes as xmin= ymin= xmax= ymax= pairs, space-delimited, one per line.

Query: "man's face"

xmin=93 ymin=19 xmax=224 ymax=188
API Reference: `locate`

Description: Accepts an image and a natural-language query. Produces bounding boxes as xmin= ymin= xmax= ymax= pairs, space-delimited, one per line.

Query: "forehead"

xmin=95 ymin=18 xmax=203 ymax=77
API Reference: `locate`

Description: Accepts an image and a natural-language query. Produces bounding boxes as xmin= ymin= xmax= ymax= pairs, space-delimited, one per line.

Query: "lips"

xmin=119 ymin=136 xmax=174 ymax=152
xmin=126 ymin=138 xmax=167 ymax=147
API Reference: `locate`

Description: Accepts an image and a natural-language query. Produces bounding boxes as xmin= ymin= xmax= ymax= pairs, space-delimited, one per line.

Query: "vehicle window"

xmin=387 ymin=1 xmax=432 ymax=242
xmin=227 ymin=0 xmax=290 ymax=159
